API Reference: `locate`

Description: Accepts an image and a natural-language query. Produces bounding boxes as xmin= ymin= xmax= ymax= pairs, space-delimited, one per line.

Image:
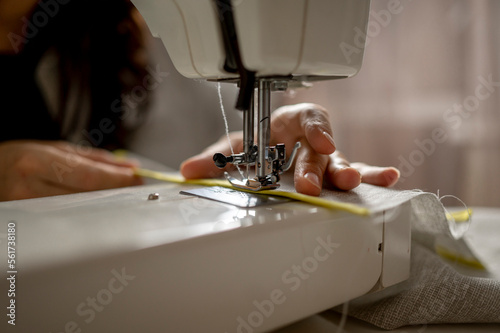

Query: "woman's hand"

xmin=181 ymin=103 xmax=400 ymax=196
xmin=0 ymin=140 xmax=142 ymax=201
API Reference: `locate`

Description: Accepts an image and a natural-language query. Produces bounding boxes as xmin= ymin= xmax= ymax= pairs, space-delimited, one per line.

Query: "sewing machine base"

xmin=0 ymin=182 xmax=410 ymax=332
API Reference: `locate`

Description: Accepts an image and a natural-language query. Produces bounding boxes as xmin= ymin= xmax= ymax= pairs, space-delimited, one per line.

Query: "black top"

xmin=0 ymin=2 xmax=65 ymax=142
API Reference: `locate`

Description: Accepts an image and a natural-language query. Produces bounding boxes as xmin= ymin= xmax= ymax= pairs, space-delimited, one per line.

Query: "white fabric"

xmin=316 ymin=184 xmax=500 ymax=329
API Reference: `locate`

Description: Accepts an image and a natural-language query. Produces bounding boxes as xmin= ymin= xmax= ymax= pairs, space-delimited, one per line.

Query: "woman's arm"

xmin=0 ymin=140 xmax=142 ymax=201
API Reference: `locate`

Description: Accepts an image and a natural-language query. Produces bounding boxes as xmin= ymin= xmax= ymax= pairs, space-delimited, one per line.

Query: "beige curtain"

xmin=283 ymin=0 xmax=500 ymax=207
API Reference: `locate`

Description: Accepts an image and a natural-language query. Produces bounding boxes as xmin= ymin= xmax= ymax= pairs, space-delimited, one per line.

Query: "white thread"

xmin=336 ymin=301 xmax=349 ymax=333
xmin=436 ymin=191 xmax=472 ymax=239
xmin=217 ymin=82 xmax=245 ymax=179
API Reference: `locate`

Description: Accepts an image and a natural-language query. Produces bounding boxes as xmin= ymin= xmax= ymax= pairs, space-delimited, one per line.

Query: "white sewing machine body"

xmin=132 ymin=0 xmax=369 ymax=80
xmin=0 ymin=182 xmax=410 ymax=332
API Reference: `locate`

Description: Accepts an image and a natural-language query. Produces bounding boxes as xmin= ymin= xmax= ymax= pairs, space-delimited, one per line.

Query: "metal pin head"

xmin=148 ymin=193 xmax=160 ymax=200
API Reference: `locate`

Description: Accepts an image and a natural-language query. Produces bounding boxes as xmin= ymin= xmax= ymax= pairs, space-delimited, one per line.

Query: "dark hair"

xmin=28 ymin=0 xmax=150 ymax=149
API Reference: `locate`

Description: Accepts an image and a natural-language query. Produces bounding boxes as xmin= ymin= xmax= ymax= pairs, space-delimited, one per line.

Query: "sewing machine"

xmin=0 ymin=180 xmax=411 ymax=333
xmin=0 ymin=1 xmax=413 ymax=332
xmin=131 ymin=0 xmax=370 ymax=190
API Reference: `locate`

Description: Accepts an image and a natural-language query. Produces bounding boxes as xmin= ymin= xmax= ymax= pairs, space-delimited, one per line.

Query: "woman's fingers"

xmin=0 ymin=141 xmax=143 ymax=201
xmin=324 ymin=152 xmax=400 ymax=191
xmin=271 ymin=103 xmax=336 ymax=155
xmin=293 ymin=140 xmax=330 ymax=196
xmin=325 ymin=151 xmax=362 ymax=191
xmin=180 ymin=103 xmax=400 ymax=194
xmin=32 ymin=145 xmax=142 ymax=192
xmin=47 ymin=141 xmax=139 ymax=167
xmin=180 ymin=132 xmax=243 ymax=179
xmin=351 ymin=162 xmax=400 ymax=187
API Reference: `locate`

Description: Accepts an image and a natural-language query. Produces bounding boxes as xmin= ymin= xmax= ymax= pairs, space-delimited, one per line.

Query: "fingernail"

xmin=323 ymin=131 xmax=336 ymax=149
xmin=304 ymin=172 xmax=321 ymax=191
xmin=333 ymin=166 xmax=346 ymax=174
xmin=334 ymin=166 xmax=361 ymax=182
xmin=383 ymin=168 xmax=400 ymax=186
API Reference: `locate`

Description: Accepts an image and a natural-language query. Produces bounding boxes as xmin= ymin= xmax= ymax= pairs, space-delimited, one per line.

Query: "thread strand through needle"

xmin=217 ymin=82 xmax=245 ymax=180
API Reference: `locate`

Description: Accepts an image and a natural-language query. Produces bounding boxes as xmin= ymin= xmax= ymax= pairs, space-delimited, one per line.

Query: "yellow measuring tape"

xmin=135 ymin=167 xmax=473 ymax=220
xmin=134 ymin=167 xmax=483 ymax=269
xmin=134 ymin=168 xmax=371 ymax=216
xmin=446 ymin=208 xmax=473 ymax=223
xmin=135 ymin=167 xmax=475 ymax=221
